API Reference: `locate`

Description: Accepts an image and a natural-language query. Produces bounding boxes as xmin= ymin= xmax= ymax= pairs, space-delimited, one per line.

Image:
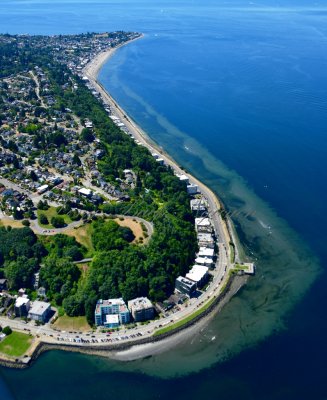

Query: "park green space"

xmin=64 ymin=223 xmax=94 ymax=254
xmin=37 ymin=206 xmax=73 ymax=228
xmin=0 ymin=331 xmax=33 ymax=357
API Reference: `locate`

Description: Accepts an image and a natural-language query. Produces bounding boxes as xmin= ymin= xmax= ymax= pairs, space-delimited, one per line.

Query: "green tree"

xmin=39 ymin=214 xmax=48 ymax=225
xmin=80 ymin=128 xmax=94 ymax=143
xmin=51 ymin=216 xmax=65 ymax=228
xmin=2 ymin=326 xmax=12 ymax=335
xmin=4 ymin=256 xmax=38 ymax=289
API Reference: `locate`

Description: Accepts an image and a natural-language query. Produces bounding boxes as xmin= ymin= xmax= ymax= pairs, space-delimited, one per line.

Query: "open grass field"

xmin=0 ymin=218 xmax=24 ymax=228
xmin=37 ymin=206 xmax=72 ymax=228
xmin=53 ymin=315 xmax=91 ymax=332
xmin=0 ymin=331 xmax=33 ymax=357
xmin=114 ymin=217 xmax=146 ymax=243
xmin=65 ymin=223 xmax=94 ymax=253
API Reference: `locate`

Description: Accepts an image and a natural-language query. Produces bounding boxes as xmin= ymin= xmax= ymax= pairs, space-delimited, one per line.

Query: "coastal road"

xmin=0 ymin=44 xmax=242 ymax=354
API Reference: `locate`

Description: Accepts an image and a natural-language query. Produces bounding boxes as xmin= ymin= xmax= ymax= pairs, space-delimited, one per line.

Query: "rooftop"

xmin=195 ymin=217 xmax=211 ymax=226
xmin=105 ymin=314 xmax=119 ymax=324
xmin=198 ymin=247 xmax=215 ymax=257
xmin=95 ymin=298 xmax=129 ymax=314
xmin=15 ymin=297 xmax=30 ymax=307
xmin=29 ymin=300 xmax=50 ymax=315
xmin=186 ymin=265 xmax=209 ymax=283
xmin=176 ymin=276 xmax=196 ymax=288
xmin=128 ymin=297 xmax=153 ymax=311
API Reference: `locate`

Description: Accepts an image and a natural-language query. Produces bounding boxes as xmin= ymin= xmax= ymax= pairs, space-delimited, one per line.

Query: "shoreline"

xmin=0 ymin=35 xmax=249 ymax=369
xmin=0 ymin=274 xmax=248 ymax=369
xmin=83 ymin=35 xmax=235 ymax=260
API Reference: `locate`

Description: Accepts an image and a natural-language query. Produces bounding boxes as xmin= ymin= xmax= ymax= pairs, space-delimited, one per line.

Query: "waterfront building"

xmin=195 ymin=217 xmax=212 ymax=233
xmin=195 ymin=256 xmax=213 ymax=268
xmin=175 ymin=276 xmax=197 ymax=297
xmin=187 ymin=183 xmax=199 ymax=195
xmin=94 ymin=298 xmax=130 ymax=326
xmin=198 ymin=246 xmax=215 ymax=259
xmin=186 ymin=265 xmax=209 ymax=287
xmin=197 ymin=232 xmax=215 ymax=248
xmin=177 ymin=174 xmax=190 ymax=185
xmin=28 ymin=301 xmax=51 ymax=322
xmin=190 ymin=198 xmax=207 ymax=213
xmin=128 ymin=297 xmax=155 ymax=322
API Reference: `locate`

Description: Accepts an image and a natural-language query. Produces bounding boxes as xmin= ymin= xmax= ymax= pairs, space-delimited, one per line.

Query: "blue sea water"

xmin=0 ymin=1 xmax=327 ymax=399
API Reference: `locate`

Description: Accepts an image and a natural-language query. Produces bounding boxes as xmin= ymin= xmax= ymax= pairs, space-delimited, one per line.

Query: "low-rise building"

xmin=190 ymin=198 xmax=207 ymax=213
xmin=195 ymin=217 xmax=212 ymax=234
xmin=94 ymin=298 xmax=130 ymax=326
xmin=15 ymin=297 xmax=30 ymax=317
xmin=195 ymin=256 xmax=213 ymax=268
xmin=198 ymin=247 xmax=215 ymax=259
xmin=186 ymin=265 xmax=209 ymax=287
xmin=187 ymin=183 xmax=198 ymax=195
xmin=197 ymin=232 xmax=215 ymax=248
xmin=178 ymin=174 xmax=189 ymax=185
xmin=128 ymin=297 xmax=155 ymax=322
xmin=175 ymin=276 xmax=197 ymax=297
xmin=78 ymin=187 xmax=92 ymax=198
xmin=37 ymin=184 xmax=49 ymax=194
xmin=28 ymin=301 xmax=51 ymax=322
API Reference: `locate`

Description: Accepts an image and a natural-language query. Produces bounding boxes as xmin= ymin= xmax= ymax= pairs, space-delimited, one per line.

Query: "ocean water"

xmin=1 ymin=1 xmax=327 ymax=399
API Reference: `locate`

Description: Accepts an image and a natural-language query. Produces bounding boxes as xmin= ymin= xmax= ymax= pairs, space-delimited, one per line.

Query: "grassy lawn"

xmin=0 ymin=218 xmax=24 ymax=228
xmin=234 ymin=264 xmax=247 ymax=271
xmin=53 ymin=315 xmax=91 ymax=332
xmin=230 ymin=244 xmax=235 ymax=263
xmin=37 ymin=206 xmax=72 ymax=228
xmin=0 ymin=331 xmax=33 ymax=357
xmin=64 ymin=223 xmax=94 ymax=254
xmin=154 ymin=296 xmax=217 ymax=336
xmin=114 ymin=217 xmax=146 ymax=243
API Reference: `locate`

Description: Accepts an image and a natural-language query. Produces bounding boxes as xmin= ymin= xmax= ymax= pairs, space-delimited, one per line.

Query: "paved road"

xmin=0 ymin=50 xmax=241 ymax=352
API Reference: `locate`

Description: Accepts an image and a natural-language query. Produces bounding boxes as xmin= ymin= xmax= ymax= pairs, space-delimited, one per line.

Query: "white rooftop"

xmin=195 ymin=217 xmax=211 ymax=226
xmin=37 ymin=184 xmax=49 ymax=191
xmin=178 ymin=174 xmax=189 ymax=181
xmin=15 ymin=297 xmax=30 ymax=307
xmin=106 ymin=314 xmax=119 ymax=324
xmin=195 ymin=257 xmax=213 ymax=265
xmin=78 ymin=188 xmax=92 ymax=196
xmin=186 ymin=265 xmax=209 ymax=283
xmin=198 ymin=247 xmax=215 ymax=258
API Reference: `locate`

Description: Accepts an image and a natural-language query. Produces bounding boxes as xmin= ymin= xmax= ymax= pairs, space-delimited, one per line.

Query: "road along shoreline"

xmin=0 ymin=274 xmax=248 ymax=369
xmin=83 ymin=35 xmax=236 ymax=259
xmin=0 ymin=35 xmax=251 ymax=369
